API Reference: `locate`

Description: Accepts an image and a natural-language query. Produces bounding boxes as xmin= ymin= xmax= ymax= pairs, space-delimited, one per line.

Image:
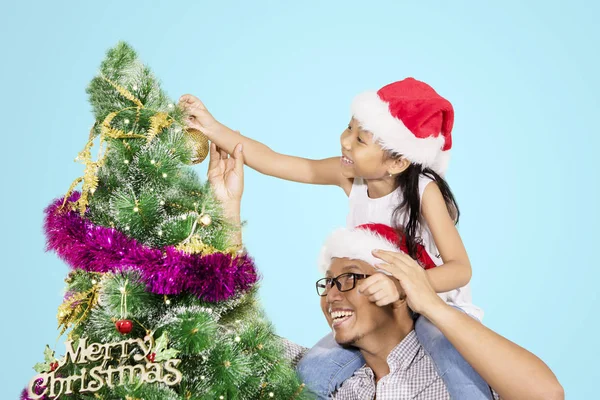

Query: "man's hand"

xmin=372 ymin=250 xmax=445 ymax=316
xmin=207 ymin=142 xmax=244 ymax=218
xmin=358 ymin=273 xmax=405 ymax=309
xmin=179 ymin=94 xmax=222 ymax=137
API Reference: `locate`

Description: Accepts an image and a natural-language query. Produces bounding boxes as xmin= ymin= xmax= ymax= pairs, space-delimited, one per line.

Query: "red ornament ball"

xmin=115 ymin=319 xmax=133 ymax=334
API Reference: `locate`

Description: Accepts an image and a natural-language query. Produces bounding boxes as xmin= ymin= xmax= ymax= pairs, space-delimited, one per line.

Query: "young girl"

xmin=180 ymin=78 xmax=491 ymax=399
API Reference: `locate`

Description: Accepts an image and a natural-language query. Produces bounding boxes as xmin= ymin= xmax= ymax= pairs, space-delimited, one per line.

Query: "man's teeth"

xmin=342 ymin=156 xmax=354 ymax=164
xmin=331 ymin=311 xmax=354 ymax=319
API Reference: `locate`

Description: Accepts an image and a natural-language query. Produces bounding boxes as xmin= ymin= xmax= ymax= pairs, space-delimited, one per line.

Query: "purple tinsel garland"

xmin=44 ymin=193 xmax=258 ymax=302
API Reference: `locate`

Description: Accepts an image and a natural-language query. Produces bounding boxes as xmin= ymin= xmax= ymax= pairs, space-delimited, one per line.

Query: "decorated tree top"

xmin=44 ymin=42 xmax=258 ymax=303
xmin=66 ymin=41 xmax=222 ymax=251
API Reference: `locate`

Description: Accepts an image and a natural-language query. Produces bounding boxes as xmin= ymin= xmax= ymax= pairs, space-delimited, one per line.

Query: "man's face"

xmin=320 ymin=257 xmax=397 ymax=346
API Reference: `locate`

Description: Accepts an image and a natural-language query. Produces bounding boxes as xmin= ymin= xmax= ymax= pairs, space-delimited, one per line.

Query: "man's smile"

xmin=329 ymin=307 xmax=355 ymax=328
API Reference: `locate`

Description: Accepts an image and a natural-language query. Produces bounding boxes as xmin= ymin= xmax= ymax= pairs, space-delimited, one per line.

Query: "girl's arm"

xmin=427 ymin=304 xmax=564 ymax=400
xmin=180 ymin=94 xmax=352 ymax=192
xmin=374 ymin=251 xmax=564 ymax=400
xmin=421 ymin=182 xmax=472 ymax=292
xmin=209 ymin=124 xmax=347 ymax=187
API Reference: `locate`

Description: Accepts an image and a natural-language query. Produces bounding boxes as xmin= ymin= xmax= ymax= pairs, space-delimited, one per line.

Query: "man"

xmin=207 ymin=142 xmax=564 ymax=400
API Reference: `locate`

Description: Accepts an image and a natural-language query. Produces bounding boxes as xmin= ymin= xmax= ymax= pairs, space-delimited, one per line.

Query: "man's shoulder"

xmin=334 ymin=343 xmax=449 ymax=399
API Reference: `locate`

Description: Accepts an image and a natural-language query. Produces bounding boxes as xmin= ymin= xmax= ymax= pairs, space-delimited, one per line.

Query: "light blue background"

xmin=2 ymin=0 xmax=598 ymax=398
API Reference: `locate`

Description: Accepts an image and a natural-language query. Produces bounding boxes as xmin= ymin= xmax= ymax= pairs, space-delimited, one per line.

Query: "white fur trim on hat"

xmin=318 ymin=227 xmax=401 ymax=274
xmin=351 ymin=91 xmax=449 ymax=175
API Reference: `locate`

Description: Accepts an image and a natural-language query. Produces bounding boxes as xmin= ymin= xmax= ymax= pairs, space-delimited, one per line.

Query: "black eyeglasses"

xmin=316 ymin=273 xmax=371 ymax=296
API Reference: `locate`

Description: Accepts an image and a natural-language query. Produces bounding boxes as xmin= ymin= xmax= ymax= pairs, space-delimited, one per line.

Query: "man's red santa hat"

xmin=318 ymin=223 xmax=436 ymax=274
xmin=351 ymin=78 xmax=454 ymax=175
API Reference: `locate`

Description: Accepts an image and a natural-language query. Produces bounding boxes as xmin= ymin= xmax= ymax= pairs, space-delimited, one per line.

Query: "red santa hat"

xmin=351 ymin=78 xmax=454 ymax=175
xmin=318 ymin=223 xmax=436 ymax=274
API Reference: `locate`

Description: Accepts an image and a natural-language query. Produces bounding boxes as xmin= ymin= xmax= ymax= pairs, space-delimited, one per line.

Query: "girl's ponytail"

xmin=392 ymin=164 xmax=460 ymax=259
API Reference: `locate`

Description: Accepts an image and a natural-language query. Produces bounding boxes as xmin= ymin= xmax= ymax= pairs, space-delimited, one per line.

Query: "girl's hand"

xmin=179 ymin=94 xmax=221 ymax=137
xmin=358 ymin=273 xmax=405 ymax=309
xmin=372 ymin=250 xmax=445 ymax=316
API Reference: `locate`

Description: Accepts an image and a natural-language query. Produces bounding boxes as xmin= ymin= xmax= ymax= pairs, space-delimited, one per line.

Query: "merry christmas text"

xmin=27 ymin=336 xmax=182 ymax=399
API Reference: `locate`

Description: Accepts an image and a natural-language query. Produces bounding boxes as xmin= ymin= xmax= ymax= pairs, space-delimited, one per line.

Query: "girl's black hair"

xmin=391 ymin=162 xmax=460 ymax=259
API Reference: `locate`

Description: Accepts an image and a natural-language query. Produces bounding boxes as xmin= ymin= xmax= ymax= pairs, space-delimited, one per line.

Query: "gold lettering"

xmin=104 ymin=365 xmax=120 ymax=388
xmin=29 ymin=337 xmax=183 ymax=398
xmin=81 ymin=365 xmax=105 ymax=393
xmin=117 ymin=364 xmax=146 ymax=385
xmin=86 ymin=342 xmax=103 ymax=362
xmin=143 ymin=362 xmax=163 ymax=383
xmin=64 ymin=373 xmax=83 ymax=395
xmin=119 ymin=339 xmax=129 ymax=359
xmin=76 ymin=368 xmax=88 ymax=392
xmin=63 ymin=338 xmax=88 ymax=365
xmin=101 ymin=342 xmax=114 ymax=361
xmin=48 ymin=374 xmax=67 ymax=398
xmin=162 ymin=359 xmax=183 ymax=386
xmin=133 ymin=335 xmax=154 ymax=361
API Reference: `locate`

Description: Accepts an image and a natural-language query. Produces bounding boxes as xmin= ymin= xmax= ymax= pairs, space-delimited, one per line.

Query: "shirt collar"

xmin=386 ymin=330 xmax=421 ymax=373
xmin=356 ymin=330 xmax=422 ymax=380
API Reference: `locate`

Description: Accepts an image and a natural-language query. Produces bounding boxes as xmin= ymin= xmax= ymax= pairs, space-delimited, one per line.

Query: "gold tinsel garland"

xmin=57 ymin=281 xmax=101 ymax=336
xmin=175 ymin=234 xmax=242 ymax=257
xmin=100 ymin=74 xmax=143 ymax=108
xmin=60 ymin=76 xmax=179 ymax=215
xmin=147 ymin=112 xmax=173 ymax=144
xmin=175 ymin=235 xmax=219 ymax=255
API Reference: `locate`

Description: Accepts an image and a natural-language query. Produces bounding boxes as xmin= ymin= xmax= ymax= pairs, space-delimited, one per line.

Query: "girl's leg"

xmin=296 ymin=332 xmax=364 ymax=399
xmin=415 ymin=312 xmax=494 ymax=400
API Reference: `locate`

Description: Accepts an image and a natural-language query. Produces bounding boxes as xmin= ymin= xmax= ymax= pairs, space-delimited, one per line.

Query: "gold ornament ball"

xmin=185 ymin=128 xmax=210 ymax=164
xmin=199 ymin=213 xmax=212 ymax=226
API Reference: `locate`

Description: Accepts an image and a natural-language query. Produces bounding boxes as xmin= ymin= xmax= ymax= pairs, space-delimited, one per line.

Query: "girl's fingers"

xmin=358 ymin=274 xmax=387 ymax=293
xmin=372 ymin=249 xmax=405 ymax=264
xmin=375 ymin=250 xmax=421 ymax=273
xmin=368 ymin=291 xmax=386 ymax=303
xmin=361 ymin=283 xmax=386 ymax=297
xmin=184 ymin=118 xmax=201 ymax=130
xmin=394 ymin=251 xmax=419 ymax=265
xmin=178 ymin=94 xmax=206 ymax=110
xmin=375 ymin=263 xmax=398 ymax=275
xmin=389 ymin=251 xmax=422 ymax=270
xmin=376 ymin=297 xmax=395 ymax=307
xmin=360 ymin=278 xmax=399 ymax=305
xmin=178 ymin=94 xmax=194 ymax=104
xmin=375 ymin=261 xmax=409 ymax=278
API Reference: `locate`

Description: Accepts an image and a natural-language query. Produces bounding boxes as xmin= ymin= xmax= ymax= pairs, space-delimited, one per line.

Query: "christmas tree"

xmin=23 ymin=42 xmax=309 ymax=400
